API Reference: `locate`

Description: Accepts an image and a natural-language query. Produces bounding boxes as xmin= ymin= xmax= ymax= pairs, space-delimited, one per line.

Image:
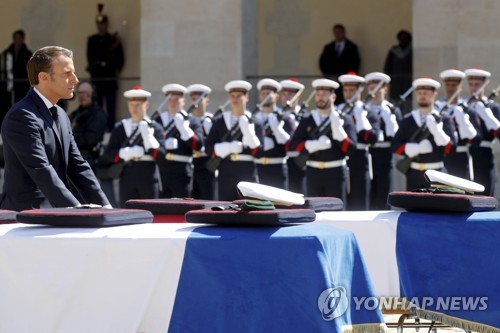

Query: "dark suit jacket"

xmin=0 ymin=88 xmax=110 ymax=211
xmin=319 ymin=39 xmax=361 ymax=76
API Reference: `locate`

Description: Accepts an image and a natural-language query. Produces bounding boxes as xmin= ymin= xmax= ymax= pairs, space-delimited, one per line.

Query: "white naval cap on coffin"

xmin=338 ymin=73 xmax=365 ymax=85
xmin=123 ymin=86 xmax=152 ymax=99
xmin=237 ymin=182 xmax=305 ymax=206
xmin=280 ymin=79 xmax=305 ymax=91
xmin=464 ymin=68 xmax=491 ymax=79
xmin=257 ymin=78 xmax=282 ymax=92
xmin=311 ymin=78 xmax=339 ymax=90
xmin=224 ymin=80 xmax=252 ymax=93
xmin=424 ymin=170 xmax=485 ymax=194
xmin=439 ymin=69 xmax=466 ymax=80
xmin=161 ymin=83 xmax=188 ymax=95
xmin=364 ymin=72 xmax=391 ymax=84
xmin=187 ymin=83 xmax=212 ymax=95
xmin=412 ymin=77 xmax=441 ymax=90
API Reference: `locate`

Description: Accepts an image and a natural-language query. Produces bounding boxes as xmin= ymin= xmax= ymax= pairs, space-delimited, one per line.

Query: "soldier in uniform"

xmin=437 ymin=69 xmax=477 ymax=180
xmin=392 ymin=78 xmax=456 ymax=190
xmin=100 ymin=87 xmax=164 ymax=207
xmin=254 ymin=78 xmax=289 ymax=189
xmin=187 ymin=83 xmax=216 ymax=200
xmin=364 ymin=72 xmax=402 ymax=210
xmin=289 ymin=79 xmax=357 ymax=202
xmin=279 ymin=78 xmax=306 ymax=193
xmin=464 ymin=68 xmax=500 ymax=196
xmin=155 ymin=83 xmax=203 ymax=198
xmin=205 ymin=80 xmax=262 ymax=200
xmin=338 ymin=73 xmax=380 ymax=210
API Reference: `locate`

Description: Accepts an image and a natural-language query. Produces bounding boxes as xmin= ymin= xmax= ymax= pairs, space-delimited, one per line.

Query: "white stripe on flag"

xmin=315 ymin=211 xmax=401 ymax=297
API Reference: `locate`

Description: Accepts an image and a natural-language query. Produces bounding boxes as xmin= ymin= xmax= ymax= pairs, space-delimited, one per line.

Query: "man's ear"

xmin=38 ymin=71 xmax=49 ymax=84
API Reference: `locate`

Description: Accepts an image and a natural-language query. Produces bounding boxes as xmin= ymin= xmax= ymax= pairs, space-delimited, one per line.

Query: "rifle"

xmin=459 ymin=79 xmax=490 ymax=110
xmin=205 ymin=119 xmax=245 ymax=173
xmin=339 ymin=85 xmax=365 ymax=116
xmin=150 ymin=94 xmax=171 ymax=122
xmin=296 ymin=90 xmax=316 ymax=121
xmin=363 ymin=80 xmax=385 ymax=105
xmin=395 ymin=85 xmax=415 ymax=108
xmin=487 ymin=85 xmax=500 ymax=102
xmin=253 ymin=92 xmax=274 ymax=114
xmin=440 ymin=84 xmax=463 ymax=116
xmin=212 ymin=99 xmax=230 ymax=118
xmin=281 ymin=88 xmax=304 ymax=113
xmin=186 ymin=91 xmax=209 ymax=114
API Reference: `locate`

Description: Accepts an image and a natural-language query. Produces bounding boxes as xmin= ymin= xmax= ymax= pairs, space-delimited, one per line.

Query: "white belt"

xmin=356 ymin=143 xmax=369 ymax=150
xmin=480 ymin=141 xmax=493 ymax=149
xmin=254 ymin=157 xmax=287 ymax=165
xmin=228 ymin=154 xmax=254 ymax=162
xmin=307 ymin=159 xmax=346 ymax=169
xmin=165 ymin=153 xmax=193 ymax=163
xmin=287 ymin=151 xmax=300 ymax=158
xmin=456 ymin=145 xmax=469 ymax=153
xmin=410 ymin=161 xmax=444 ymax=171
xmin=372 ymin=142 xmax=391 ymax=148
xmin=132 ymin=155 xmax=154 ymax=162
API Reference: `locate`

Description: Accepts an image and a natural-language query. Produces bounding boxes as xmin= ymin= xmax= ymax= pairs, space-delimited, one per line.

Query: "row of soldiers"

xmin=95 ymin=68 xmax=499 ymax=209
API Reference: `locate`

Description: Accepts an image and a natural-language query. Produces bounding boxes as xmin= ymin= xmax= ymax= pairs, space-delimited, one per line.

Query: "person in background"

xmin=0 ymin=29 xmax=33 ymax=126
xmin=319 ymin=24 xmax=361 ymax=104
xmin=384 ymin=30 xmax=413 ymax=114
xmin=86 ymin=9 xmax=124 ymax=131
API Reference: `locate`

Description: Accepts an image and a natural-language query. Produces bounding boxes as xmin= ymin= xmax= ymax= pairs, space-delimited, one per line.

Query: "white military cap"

xmin=187 ymin=83 xmax=212 ymax=95
xmin=338 ymin=72 xmax=365 ymax=85
xmin=123 ymin=86 xmax=151 ymax=99
xmin=424 ymin=170 xmax=485 ymax=194
xmin=224 ymin=80 xmax=252 ymax=93
xmin=311 ymin=78 xmax=339 ymax=90
xmin=364 ymin=72 xmax=391 ymax=84
xmin=280 ymin=78 xmax=305 ymax=91
xmin=464 ymin=68 xmax=491 ymax=79
xmin=412 ymin=77 xmax=441 ymax=90
xmin=161 ymin=83 xmax=187 ymax=95
xmin=237 ymin=181 xmax=305 ymax=205
xmin=257 ymin=78 xmax=282 ymax=92
xmin=439 ymin=69 xmax=466 ymax=80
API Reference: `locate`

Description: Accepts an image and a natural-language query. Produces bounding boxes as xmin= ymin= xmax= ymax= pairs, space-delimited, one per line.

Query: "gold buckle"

xmin=194 ymin=150 xmax=202 ymax=158
xmin=166 ymin=153 xmax=174 ymax=161
xmin=418 ymin=163 xmax=425 ymax=171
xmin=261 ymin=157 xmax=269 ymax=165
xmin=319 ymin=161 xmax=325 ymax=169
xmin=230 ymin=154 xmax=239 ymax=161
xmin=132 ymin=157 xmax=141 ymax=162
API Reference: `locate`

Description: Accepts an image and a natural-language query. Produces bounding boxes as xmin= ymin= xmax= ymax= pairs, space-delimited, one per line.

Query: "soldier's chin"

xmin=418 ymin=102 xmax=430 ymax=108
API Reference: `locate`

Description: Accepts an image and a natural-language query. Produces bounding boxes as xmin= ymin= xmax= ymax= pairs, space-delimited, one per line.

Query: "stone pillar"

xmin=141 ymin=0 xmax=257 ymax=110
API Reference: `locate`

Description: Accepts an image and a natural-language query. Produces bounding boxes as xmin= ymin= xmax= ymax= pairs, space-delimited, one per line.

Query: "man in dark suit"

xmin=0 ymin=46 xmax=110 ymax=211
xmin=319 ymin=24 xmax=361 ymax=104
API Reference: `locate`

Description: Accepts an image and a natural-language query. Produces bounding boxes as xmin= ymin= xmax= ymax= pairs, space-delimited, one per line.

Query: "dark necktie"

xmin=50 ymin=106 xmax=63 ymax=138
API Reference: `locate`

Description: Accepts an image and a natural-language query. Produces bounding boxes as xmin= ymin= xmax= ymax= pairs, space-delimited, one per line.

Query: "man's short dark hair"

xmin=397 ymin=30 xmax=412 ymax=42
xmin=13 ymin=29 xmax=25 ymax=39
xmin=333 ymin=24 xmax=345 ymax=32
xmin=27 ymin=46 xmax=73 ymax=86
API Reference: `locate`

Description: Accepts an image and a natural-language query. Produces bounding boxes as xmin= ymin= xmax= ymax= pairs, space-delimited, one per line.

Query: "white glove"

xmin=353 ymin=103 xmax=372 ymax=133
xmin=139 ymin=121 xmax=160 ymax=150
xmin=263 ymin=136 xmax=275 ymax=151
xmin=380 ymin=107 xmax=399 ymax=137
xmin=404 ymin=139 xmax=432 ymax=158
xmin=268 ymin=113 xmax=290 ymax=144
xmin=454 ymin=106 xmax=477 ymax=140
xmin=426 ymin=115 xmax=450 ymax=146
xmin=239 ymin=116 xmax=260 ymax=149
xmin=330 ymin=111 xmax=348 ymax=142
xmin=202 ymin=117 xmax=213 ymax=135
xmin=119 ymin=145 xmax=145 ymax=162
xmin=174 ymin=113 xmax=195 ymax=141
xmin=475 ymin=103 xmax=500 ymax=131
xmin=165 ymin=137 xmax=178 ymax=150
xmin=305 ymin=135 xmax=332 ymax=153
xmin=214 ymin=140 xmax=243 ymax=158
